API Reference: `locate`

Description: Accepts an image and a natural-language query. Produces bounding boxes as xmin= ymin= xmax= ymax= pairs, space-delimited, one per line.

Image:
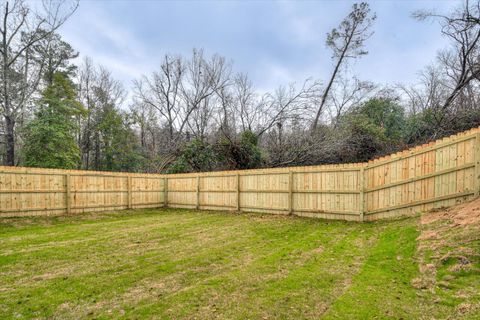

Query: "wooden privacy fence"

xmin=1 ymin=127 xmax=480 ymax=221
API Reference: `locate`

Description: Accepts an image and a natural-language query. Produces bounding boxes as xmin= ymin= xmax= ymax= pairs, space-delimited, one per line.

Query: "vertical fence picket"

xmin=127 ymin=176 xmax=132 ymax=209
xmin=475 ymin=134 xmax=480 ymax=196
xmin=359 ymin=167 xmax=365 ymax=221
xmin=164 ymin=177 xmax=168 ymax=207
xmin=65 ymin=173 xmax=71 ymax=215
xmin=288 ymin=171 xmax=293 ymax=215
xmin=196 ymin=176 xmax=200 ymax=210
xmin=236 ymin=173 xmax=240 ymax=211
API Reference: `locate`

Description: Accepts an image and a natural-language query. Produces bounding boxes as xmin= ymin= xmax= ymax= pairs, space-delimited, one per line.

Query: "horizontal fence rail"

xmin=1 ymin=127 xmax=480 ymax=221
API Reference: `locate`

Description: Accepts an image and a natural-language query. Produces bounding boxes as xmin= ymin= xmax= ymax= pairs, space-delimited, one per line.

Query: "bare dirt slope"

xmin=415 ymin=198 xmax=480 ymax=319
xmin=421 ymin=198 xmax=480 ymax=227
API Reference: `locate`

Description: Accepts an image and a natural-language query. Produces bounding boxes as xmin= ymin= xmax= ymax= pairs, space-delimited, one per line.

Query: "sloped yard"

xmin=0 ymin=206 xmax=478 ymax=319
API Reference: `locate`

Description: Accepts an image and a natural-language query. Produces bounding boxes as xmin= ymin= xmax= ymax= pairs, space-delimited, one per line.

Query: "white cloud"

xmin=60 ymin=3 xmax=154 ymax=86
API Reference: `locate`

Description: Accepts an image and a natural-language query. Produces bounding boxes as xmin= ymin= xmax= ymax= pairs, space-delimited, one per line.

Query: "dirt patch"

xmin=455 ymin=302 xmax=480 ymax=317
xmin=417 ymin=198 xmax=480 ymax=261
xmin=416 ymin=230 xmax=439 ymax=241
xmin=421 ymin=197 xmax=480 ymax=227
xmin=415 ymin=197 xmax=480 ymax=311
xmin=312 ymin=246 xmax=324 ymax=254
xmin=412 ymin=263 xmax=437 ymax=290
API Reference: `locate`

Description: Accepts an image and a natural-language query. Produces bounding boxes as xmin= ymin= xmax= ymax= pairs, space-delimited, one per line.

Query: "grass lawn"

xmin=0 ymin=208 xmax=478 ymax=319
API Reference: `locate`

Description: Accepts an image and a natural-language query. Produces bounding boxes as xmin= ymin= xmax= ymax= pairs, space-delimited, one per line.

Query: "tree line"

xmin=1 ymin=0 xmax=480 ymax=173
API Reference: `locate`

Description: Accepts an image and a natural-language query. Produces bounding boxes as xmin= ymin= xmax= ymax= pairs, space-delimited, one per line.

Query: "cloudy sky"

xmin=60 ymin=0 xmax=461 ymax=95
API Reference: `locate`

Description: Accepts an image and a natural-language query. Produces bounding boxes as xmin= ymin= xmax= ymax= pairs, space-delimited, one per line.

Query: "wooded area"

xmin=2 ymin=1 xmax=480 ymax=175
xmin=1 ymin=126 xmax=478 ymax=221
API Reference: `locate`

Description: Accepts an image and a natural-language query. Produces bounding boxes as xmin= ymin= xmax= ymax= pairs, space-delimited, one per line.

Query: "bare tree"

xmin=311 ymin=2 xmax=376 ymax=133
xmin=226 ymin=77 xmax=322 ymax=140
xmin=328 ymin=75 xmax=375 ymax=127
xmin=399 ymin=65 xmax=448 ymax=116
xmin=77 ymin=57 xmax=95 ymax=168
xmin=413 ymin=0 xmax=480 ymax=126
xmin=0 ymin=0 xmax=78 ymax=165
xmin=134 ymin=54 xmax=184 ymax=142
xmin=181 ymin=49 xmax=231 ymax=139
xmin=214 ymin=82 xmax=235 ymax=139
xmin=264 ymin=123 xmax=316 ymax=167
xmin=256 ymin=79 xmax=321 ymax=138
xmin=76 ymin=58 xmax=126 ymax=169
xmin=187 ymin=95 xmax=216 ymax=142
xmin=130 ymin=101 xmax=158 ymax=151
xmin=231 ymin=73 xmax=256 ymax=133
xmin=135 ymin=49 xmax=231 ymax=150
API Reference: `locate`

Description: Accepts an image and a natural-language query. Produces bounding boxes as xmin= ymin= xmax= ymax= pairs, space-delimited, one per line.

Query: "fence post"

xmin=65 ymin=173 xmax=71 ymax=215
xmin=127 ymin=176 xmax=132 ymax=209
xmin=475 ymin=134 xmax=480 ymax=196
xmin=236 ymin=173 xmax=240 ymax=211
xmin=288 ymin=170 xmax=293 ymax=215
xmin=196 ymin=176 xmax=200 ymax=210
xmin=359 ymin=167 xmax=365 ymax=222
xmin=164 ymin=177 xmax=168 ymax=208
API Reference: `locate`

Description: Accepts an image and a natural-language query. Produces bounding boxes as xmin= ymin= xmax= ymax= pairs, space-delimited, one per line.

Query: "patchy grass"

xmin=414 ymin=199 xmax=480 ymax=319
xmin=0 ymin=207 xmax=478 ymax=319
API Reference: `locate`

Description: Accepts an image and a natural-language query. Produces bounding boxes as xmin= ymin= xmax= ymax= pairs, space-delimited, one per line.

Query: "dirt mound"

xmin=420 ymin=197 xmax=480 ymax=227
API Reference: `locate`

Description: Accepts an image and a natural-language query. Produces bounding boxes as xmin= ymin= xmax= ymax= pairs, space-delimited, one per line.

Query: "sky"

xmin=59 ymin=0 xmax=462 ymax=97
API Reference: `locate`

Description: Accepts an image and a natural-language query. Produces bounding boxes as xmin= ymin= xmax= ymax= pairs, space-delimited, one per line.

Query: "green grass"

xmin=0 ymin=208 xmax=478 ymax=319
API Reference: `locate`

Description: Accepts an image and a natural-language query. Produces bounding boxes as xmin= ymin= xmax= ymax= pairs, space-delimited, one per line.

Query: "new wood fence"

xmin=1 ymin=127 xmax=479 ymax=221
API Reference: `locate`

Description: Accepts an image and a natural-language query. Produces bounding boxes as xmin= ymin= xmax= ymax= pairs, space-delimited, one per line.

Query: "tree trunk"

xmin=311 ymin=48 xmax=348 ymax=134
xmin=94 ymin=133 xmax=100 ymax=170
xmin=4 ymin=115 xmax=15 ymax=166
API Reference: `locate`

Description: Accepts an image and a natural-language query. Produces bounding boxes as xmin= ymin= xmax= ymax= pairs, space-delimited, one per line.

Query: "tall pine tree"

xmin=23 ymin=73 xmax=85 ymax=169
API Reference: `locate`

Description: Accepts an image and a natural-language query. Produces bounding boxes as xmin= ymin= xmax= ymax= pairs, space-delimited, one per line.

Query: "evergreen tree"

xmin=95 ymin=104 xmax=143 ymax=172
xmin=336 ymin=97 xmax=406 ymax=162
xmin=168 ymin=139 xmax=218 ymax=173
xmin=31 ymin=30 xmax=79 ymax=86
xmin=217 ymin=131 xmax=264 ymax=170
xmin=23 ymin=73 xmax=85 ymax=169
